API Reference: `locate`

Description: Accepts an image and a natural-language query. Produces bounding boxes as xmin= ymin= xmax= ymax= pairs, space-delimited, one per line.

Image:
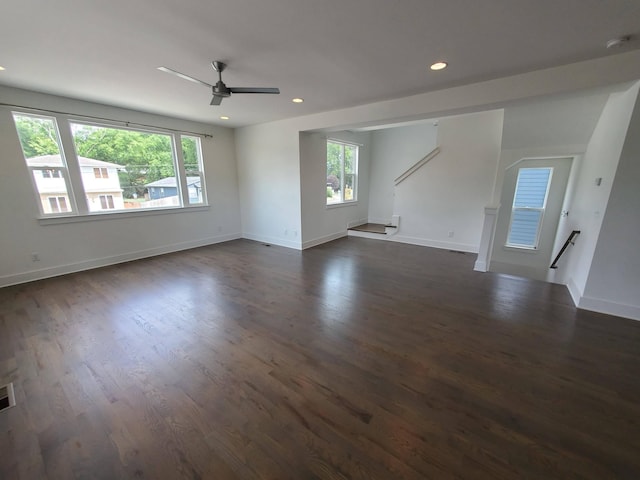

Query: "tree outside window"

xmin=326 ymin=141 xmax=358 ymax=205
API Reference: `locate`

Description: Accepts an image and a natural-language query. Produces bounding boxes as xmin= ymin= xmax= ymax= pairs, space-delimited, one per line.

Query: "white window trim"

xmin=11 ymin=108 xmax=208 ymax=221
xmin=326 ymin=140 xmax=359 ymax=207
xmin=505 ymin=167 xmax=553 ymax=250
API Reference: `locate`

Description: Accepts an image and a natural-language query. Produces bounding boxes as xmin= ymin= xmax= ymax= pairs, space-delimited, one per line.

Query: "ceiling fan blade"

xmin=157 ymin=66 xmax=213 ymax=88
xmin=210 ymin=95 xmax=224 ymax=106
xmin=228 ymin=87 xmax=280 ymax=94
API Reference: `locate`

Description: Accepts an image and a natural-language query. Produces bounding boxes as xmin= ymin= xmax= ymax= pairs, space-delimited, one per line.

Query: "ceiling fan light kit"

xmin=159 ymin=60 xmax=280 ymax=106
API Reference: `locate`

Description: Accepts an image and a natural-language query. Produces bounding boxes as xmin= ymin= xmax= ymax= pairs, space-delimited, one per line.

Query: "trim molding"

xmin=302 ymin=231 xmax=347 ymax=249
xmin=566 ymin=277 xmax=583 ymax=307
xmin=390 ymin=235 xmax=478 ymax=253
xmin=578 ymin=296 xmax=640 ymax=322
xmin=241 ymin=232 xmax=302 ymax=250
xmin=0 ymin=233 xmax=241 ymax=288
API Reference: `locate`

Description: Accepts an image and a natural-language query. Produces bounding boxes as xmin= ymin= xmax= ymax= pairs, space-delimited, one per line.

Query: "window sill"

xmin=38 ymin=205 xmax=210 ymax=225
xmin=326 ymin=201 xmax=358 ymax=210
xmin=503 ymin=244 xmax=539 ymax=253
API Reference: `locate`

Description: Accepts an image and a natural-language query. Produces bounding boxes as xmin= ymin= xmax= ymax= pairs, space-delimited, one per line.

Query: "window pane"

xmin=12 ymin=113 xmax=74 ymax=215
xmin=326 ymin=142 xmax=342 ymax=205
xmin=71 ymin=123 xmax=178 ymax=212
xmin=508 ymin=209 xmax=543 ymax=247
xmin=49 ymin=197 xmax=60 ymax=213
xmin=507 ymin=167 xmax=552 ymax=248
xmin=344 ymin=144 xmax=357 ymax=174
xmin=513 ymin=168 xmax=551 ymax=208
xmin=181 ymin=136 xmax=205 ymax=205
xmin=58 ymin=196 xmax=68 ymax=212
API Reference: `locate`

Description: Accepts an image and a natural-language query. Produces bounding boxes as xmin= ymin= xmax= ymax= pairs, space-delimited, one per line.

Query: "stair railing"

xmin=394 ymin=146 xmax=441 ymax=186
xmin=550 ymin=230 xmax=581 ymax=269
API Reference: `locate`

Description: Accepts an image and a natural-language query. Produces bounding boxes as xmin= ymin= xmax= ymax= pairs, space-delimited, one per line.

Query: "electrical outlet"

xmin=448 ymin=231 xmax=454 ymax=238
xmin=31 ymin=252 xmax=40 ymax=262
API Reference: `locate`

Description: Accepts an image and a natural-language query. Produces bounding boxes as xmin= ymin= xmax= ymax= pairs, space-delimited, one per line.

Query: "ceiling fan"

xmin=158 ymin=61 xmax=280 ymax=105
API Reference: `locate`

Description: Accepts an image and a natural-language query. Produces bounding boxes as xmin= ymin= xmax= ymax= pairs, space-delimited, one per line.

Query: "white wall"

xmin=389 ymin=110 xmax=503 ymax=252
xmin=557 ymin=83 xmax=640 ymax=308
xmin=234 ymin=51 xmax=640 ymax=254
xmin=299 ymin=130 xmax=371 ymax=248
xmin=0 ymin=86 xmax=240 ymax=287
xmin=485 ymin=88 xmax=613 ymax=281
xmin=368 ymin=122 xmax=438 ymax=224
xmin=235 ymin=121 xmax=302 ymax=249
xmin=580 ymin=84 xmax=640 ymax=320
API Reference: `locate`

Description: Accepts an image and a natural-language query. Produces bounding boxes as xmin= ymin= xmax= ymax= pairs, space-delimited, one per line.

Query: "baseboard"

xmin=390 ymin=235 xmax=478 ymax=253
xmin=474 ymin=260 xmax=487 ymax=272
xmin=241 ymin=232 xmax=302 ymax=250
xmin=0 ymin=233 xmax=241 ymax=288
xmin=578 ymin=296 xmax=640 ymax=322
xmin=566 ymin=277 xmax=583 ymax=307
xmin=302 ymin=231 xmax=347 ymax=249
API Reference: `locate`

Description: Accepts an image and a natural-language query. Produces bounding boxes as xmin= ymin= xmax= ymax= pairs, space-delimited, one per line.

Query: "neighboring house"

xmin=146 ymin=176 xmax=202 ymax=203
xmin=26 ymin=155 xmax=124 ymax=213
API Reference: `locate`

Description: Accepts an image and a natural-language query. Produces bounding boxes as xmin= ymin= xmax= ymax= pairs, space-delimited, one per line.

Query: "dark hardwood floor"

xmin=1 ymin=237 xmax=639 ymax=479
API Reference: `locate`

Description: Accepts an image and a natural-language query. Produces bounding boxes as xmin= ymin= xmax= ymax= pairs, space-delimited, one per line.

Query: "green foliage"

xmin=13 ymin=114 xmax=203 ymax=200
xmin=13 ymin=115 xmax=61 ymax=157
xmin=327 ymin=186 xmax=334 ymax=198
xmin=181 ymin=136 xmax=200 ymax=172
xmin=327 ymin=141 xmax=342 ymax=177
xmin=71 ymin=124 xmax=177 ymax=198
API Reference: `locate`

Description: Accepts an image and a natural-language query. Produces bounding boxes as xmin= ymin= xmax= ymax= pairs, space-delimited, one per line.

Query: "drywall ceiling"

xmin=0 ymin=0 xmax=638 ymax=127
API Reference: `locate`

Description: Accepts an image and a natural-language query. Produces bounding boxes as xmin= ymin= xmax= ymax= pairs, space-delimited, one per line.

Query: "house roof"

xmin=145 ymin=177 xmax=201 ymax=188
xmin=0 ymin=1 xmax=638 ymax=127
xmin=26 ymin=155 xmax=121 ymax=169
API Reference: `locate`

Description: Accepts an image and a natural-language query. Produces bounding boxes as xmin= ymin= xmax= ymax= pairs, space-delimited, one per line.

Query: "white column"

xmin=474 ymin=205 xmax=500 ymax=272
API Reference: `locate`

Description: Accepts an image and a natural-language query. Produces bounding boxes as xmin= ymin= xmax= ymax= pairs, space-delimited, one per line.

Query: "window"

xmin=12 ymin=113 xmax=75 ymax=215
xmin=71 ymin=122 xmax=179 ymax=212
xmin=99 ymin=195 xmax=115 ymax=210
xmin=12 ymin=110 xmax=207 ymax=219
xmin=48 ymin=196 xmax=69 ymax=213
xmin=182 ymin=135 xmax=206 ymax=205
xmin=326 ymin=140 xmax=358 ymax=205
xmin=93 ymin=167 xmax=108 ymax=179
xmin=43 ymin=169 xmax=62 ymax=178
xmin=506 ymin=167 xmax=553 ymax=249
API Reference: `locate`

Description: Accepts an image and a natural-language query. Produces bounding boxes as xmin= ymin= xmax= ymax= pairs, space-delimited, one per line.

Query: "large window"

xmin=12 ymin=111 xmax=207 ymax=218
xmin=326 ymin=140 xmax=358 ymax=205
xmin=506 ymin=167 xmax=553 ymax=249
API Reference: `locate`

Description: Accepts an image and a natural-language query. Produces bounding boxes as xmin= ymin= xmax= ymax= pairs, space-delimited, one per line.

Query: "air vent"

xmin=0 ymin=383 xmax=16 ymax=412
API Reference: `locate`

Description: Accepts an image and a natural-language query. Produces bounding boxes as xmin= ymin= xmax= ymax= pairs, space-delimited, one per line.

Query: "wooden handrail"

xmin=394 ymin=146 xmax=441 ymax=186
xmin=550 ymin=230 xmax=581 ymax=269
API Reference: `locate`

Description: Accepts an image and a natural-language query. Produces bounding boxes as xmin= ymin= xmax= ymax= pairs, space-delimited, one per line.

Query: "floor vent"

xmin=0 ymin=383 xmax=16 ymax=412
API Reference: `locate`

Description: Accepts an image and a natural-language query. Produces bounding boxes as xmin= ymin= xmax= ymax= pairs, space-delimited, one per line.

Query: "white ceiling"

xmin=1 ymin=0 xmax=638 ymax=128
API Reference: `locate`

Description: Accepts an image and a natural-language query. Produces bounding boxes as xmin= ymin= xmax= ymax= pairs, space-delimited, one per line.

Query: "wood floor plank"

xmin=1 ymin=237 xmax=640 ymax=479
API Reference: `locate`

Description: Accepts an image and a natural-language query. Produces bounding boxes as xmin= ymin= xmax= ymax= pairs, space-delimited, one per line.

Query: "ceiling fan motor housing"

xmin=213 ymin=81 xmax=231 ymax=97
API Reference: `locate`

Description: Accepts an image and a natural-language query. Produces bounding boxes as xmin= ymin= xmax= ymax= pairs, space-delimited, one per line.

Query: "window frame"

xmin=11 ymin=108 xmax=209 ymax=222
xmin=505 ymin=167 xmax=553 ymax=250
xmin=326 ymin=140 xmax=359 ymax=207
xmin=12 ymin=112 xmax=78 ymax=217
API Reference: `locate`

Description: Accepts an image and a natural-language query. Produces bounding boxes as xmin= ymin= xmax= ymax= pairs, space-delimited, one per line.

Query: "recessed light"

xmin=220 ymin=116 xmax=230 ymax=120
xmin=0 ymin=66 xmax=6 ymax=71
xmin=292 ymin=98 xmax=304 ymax=103
xmin=430 ymin=61 xmax=448 ymax=71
